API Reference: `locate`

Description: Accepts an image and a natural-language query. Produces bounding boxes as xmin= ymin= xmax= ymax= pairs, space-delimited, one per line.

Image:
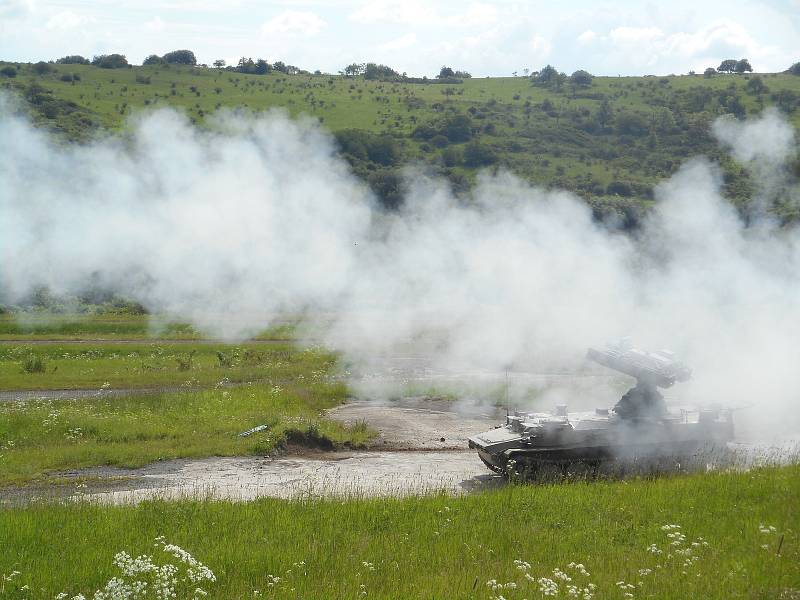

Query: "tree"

xmin=717 ymin=59 xmax=737 ymax=73
xmin=363 ymin=63 xmax=400 ymax=81
xmin=143 ymin=54 xmax=164 ymax=65
xmin=703 ymin=67 xmax=716 ymax=78
xmin=0 ymin=66 xmax=17 ymax=78
xmin=254 ymin=59 xmax=270 ymax=75
xmin=595 ymin=97 xmax=613 ymax=129
xmin=735 ymin=58 xmax=753 ymax=74
xmin=163 ymin=49 xmax=197 ymax=65
xmin=92 ymin=54 xmax=129 ymax=68
xmin=532 ymin=64 xmax=565 ymax=89
xmin=438 ymin=66 xmax=455 ymax=79
xmin=454 ymin=70 xmax=472 ymax=78
xmin=56 ymin=55 xmax=89 ymax=64
xmin=343 ymin=63 xmax=364 ymax=77
xmin=569 ymin=69 xmax=593 ymax=86
xmin=213 ymin=59 xmax=226 ymax=69
xmin=788 ymin=62 xmax=800 ymax=76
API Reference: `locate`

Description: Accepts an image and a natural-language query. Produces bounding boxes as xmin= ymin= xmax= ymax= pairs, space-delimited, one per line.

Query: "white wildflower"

xmin=514 ymin=560 xmax=531 ymax=572
xmin=553 ymin=568 xmax=572 ymax=582
xmin=538 ymin=577 xmax=559 ymax=596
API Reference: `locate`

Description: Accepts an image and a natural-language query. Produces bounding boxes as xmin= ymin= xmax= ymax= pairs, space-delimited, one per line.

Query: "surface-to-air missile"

xmin=468 ymin=340 xmax=734 ymax=475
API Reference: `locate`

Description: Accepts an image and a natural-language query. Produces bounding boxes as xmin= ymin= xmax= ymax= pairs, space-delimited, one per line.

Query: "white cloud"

xmin=45 ymin=10 xmax=92 ymax=31
xmin=447 ymin=2 xmax=498 ymax=27
xmin=261 ymin=10 xmax=326 ymax=37
xmin=609 ymin=26 xmax=664 ymax=44
xmin=0 ymin=0 xmax=35 ymax=19
xmin=379 ymin=32 xmax=417 ymax=52
xmin=577 ymin=29 xmax=597 ymax=44
xmin=145 ymin=16 xmax=165 ymax=32
xmin=349 ymin=0 xmax=436 ymax=26
xmin=529 ymin=34 xmax=552 ymax=60
xmin=600 ymin=19 xmax=784 ymax=72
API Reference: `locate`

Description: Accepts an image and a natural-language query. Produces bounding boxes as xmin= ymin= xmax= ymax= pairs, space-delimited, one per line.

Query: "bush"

xmin=92 ymin=54 xmax=129 ymax=69
xmin=135 ymin=74 xmax=151 ymax=84
xmin=441 ymin=146 xmax=461 ymax=167
xmin=615 ymin=111 xmax=649 ymax=136
xmin=463 ymin=140 xmax=496 ymax=167
xmin=32 ymin=61 xmax=53 ymax=75
xmin=787 ymin=62 xmax=800 ymax=76
xmin=570 ymin=70 xmax=593 ymax=86
xmin=0 ymin=66 xmax=17 ymax=78
xmin=56 ymin=55 xmax=90 ymax=65
xmin=59 ymin=73 xmax=74 ymax=82
xmin=606 ymin=180 xmax=633 ymax=197
xmin=142 ymin=54 xmax=164 ymax=66
xmin=443 ymin=114 xmax=473 ymax=142
xmin=162 ymin=50 xmax=197 ymax=65
xmin=22 ymin=354 xmax=46 ymax=374
xmin=367 ymin=169 xmax=404 ymax=209
xmin=431 ymin=134 xmax=449 ymax=148
xmin=335 ymin=130 xmax=401 ymax=166
xmin=363 ymin=63 xmax=400 ymax=81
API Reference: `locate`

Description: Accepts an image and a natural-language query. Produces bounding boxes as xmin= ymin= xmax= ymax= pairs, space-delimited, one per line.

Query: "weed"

xmin=176 ymin=350 xmax=196 ymax=372
xmin=21 ymin=354 xmax=45 ymax=374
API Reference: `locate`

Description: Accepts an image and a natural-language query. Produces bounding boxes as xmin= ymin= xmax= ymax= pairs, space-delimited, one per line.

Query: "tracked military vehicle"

xmin=468 ymin=341 xmax=734 ymax=475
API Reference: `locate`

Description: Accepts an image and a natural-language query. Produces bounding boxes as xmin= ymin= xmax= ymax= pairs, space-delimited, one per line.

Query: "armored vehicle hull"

xmin=469 ymin=408 xmax=734 ymax=474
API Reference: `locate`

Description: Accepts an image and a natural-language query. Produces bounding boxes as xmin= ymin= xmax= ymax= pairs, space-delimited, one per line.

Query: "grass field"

xmin=1 ymin=465 xmax=797 ymax=599
xmin=0 ymin=313 xmax=297 ymax=341
xmin=3 ymin=61 xmax=799 ymax=219
xmin=0 ymin=317 xmax=374 ymax=486
xmin=0 ymin=341 xmax=334 ymax=391
xmin=1 ymin=316 xmax=798 ymax=598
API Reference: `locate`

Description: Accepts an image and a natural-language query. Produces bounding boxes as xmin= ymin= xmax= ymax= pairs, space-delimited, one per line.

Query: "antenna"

xmin=505 ymin=368 xmax=510 ymax=423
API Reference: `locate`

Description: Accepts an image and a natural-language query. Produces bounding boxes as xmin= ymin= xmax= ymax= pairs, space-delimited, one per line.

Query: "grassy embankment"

xmin=0 ymin=465 xmax=797 ymax=599
xmin=3 ymin=61 xmax=799 ymax=219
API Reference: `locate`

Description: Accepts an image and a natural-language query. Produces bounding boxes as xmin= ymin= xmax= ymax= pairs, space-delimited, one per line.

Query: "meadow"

xmin=0 ymin=381 xmax=372 ymax=486
xmin=0 ymin=465 xmax=797 ymax=599
xmin=0 ymin=314 xmax=798 ymax=598
xmin=3 ymin=61 xmax=800 ymax=221
xmin=0 ymin=313 xmax=296 ymax=341
xmin=0 ymin=341 xmax=330 ymax=390
xmin=0 ymin=315 xmax=373 ymax=486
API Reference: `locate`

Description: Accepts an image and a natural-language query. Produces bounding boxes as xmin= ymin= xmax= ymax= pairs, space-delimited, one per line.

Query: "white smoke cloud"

xmin=1 ymin=98 xmax=799 ymax=437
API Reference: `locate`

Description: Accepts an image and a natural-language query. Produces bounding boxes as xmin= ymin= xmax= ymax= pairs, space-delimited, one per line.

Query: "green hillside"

xmin=2 ymin=61 xmax=800 ymax=224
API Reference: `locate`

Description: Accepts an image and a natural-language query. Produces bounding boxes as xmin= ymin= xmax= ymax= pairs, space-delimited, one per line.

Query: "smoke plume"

xmin=1 ymin=97 xmax=799 ymax=436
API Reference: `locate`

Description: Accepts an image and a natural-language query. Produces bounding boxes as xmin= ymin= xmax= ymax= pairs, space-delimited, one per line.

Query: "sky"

xmin=0 ymin=0 xmax=799 ymax=77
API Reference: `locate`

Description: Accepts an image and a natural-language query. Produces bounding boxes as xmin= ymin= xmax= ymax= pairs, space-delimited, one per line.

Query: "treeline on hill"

xmin=3 ymin=52 xmax=800 ymax=228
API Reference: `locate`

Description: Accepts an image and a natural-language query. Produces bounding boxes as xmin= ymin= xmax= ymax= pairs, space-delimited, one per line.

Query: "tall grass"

xmin=0 ymin=465 xmax=797 ymax=599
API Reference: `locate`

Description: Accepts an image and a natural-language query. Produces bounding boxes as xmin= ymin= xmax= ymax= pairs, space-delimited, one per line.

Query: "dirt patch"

xmin=0 ymin=451 xmax=502 ymax=505
xmin=326 ymin=399 xmax=501 ymax=450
